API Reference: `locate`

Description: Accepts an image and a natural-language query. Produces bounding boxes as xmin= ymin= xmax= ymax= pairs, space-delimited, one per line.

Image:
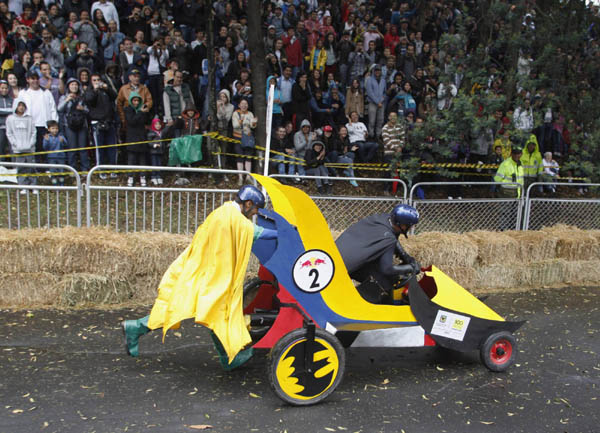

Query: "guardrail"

xmin=2 ymin=163 xmax=600 ymax=233
xmin=0 ymin=162 xmax=82 ymax=229
xmin=409 ymin=182 xmax=523 ymax=233
xmin=523 ymin=182 xmax=600 ymax=231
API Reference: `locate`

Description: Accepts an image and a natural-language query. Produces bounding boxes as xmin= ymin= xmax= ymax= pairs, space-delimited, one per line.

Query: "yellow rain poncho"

xmin=147 ymin=201 xmax=254 ymax=362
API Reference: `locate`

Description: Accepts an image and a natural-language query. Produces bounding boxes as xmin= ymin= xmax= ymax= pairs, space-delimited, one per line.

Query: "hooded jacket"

xmin=147 ymin=118 xmax=165 ymax=155
xmin=0 ymin=91 xmax=14 ymax=129
xmin=84 ymin=76 xmax=117 ymax=122
xmin=266 ymin=75 xmax=283 ymax=115
xmin=124 ymin=91 xmax=149 ymax=151
xmin=521 ymin=134 xmax=543 ymax=178
xmin=305 ymin=140 xmax=326 ymax=168
xmin=216 ymin=89 xmax=234 ymax=132
xmin=6 ymin=99 xmax=36 ymax=153
xmin=293 ymin=119 xmax=314 ymax=158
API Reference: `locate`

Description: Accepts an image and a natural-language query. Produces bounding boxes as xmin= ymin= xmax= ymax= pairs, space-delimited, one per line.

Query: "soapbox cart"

xmin=244 ymin=176 xmax=525 ymax=405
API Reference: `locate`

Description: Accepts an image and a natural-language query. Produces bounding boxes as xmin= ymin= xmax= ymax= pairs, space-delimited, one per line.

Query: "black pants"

xmin=35 ymin=127 xmax=47 ymax=164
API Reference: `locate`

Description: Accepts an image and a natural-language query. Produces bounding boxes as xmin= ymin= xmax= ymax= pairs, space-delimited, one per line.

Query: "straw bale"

xmin=540 ymin=225 xmax=600 ymax=261
xmin=404 ymin=232 xmax=478 ymax=268
xmin=466 ymin=231 xmax=520 ymax=266
xmin=508 ymin=231 xmax=558 ymax=263
xmin=59 ymin=273 xmax=135 ymax=306
xmin=0 ymin=272 xmax=61 ymax=307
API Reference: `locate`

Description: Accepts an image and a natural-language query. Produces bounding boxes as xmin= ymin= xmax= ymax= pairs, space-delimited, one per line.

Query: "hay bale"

xmin=508 ymin=231 xmax=558 ymax=263
xmin=405 ymin=232 xmax=478 ymax=268
xmin=59 ymin=273 xmax=136 ymax=306
xmin=474 ymin=265 xmax=522 ymax=290
xmin=0 ymin=272 xmax=61 ymax=306
xmin=466 ymin=231 xmax=520 ymax=266
xmin=541 ymin=225 xmax=600 ymax=261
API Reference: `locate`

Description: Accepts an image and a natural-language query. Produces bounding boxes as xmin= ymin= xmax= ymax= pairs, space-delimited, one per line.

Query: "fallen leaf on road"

xmin=12 ymin=409 xmax=23 ymax=414
xmin=249 ymin=392 xmax=261 ymax=398
xmin=381 ymin=379 xmax=390 ymax=385
xmin=188 ymin=425 xmax=212 ymax=430
xmin=480 ymin=421 xmax=494 ymax=425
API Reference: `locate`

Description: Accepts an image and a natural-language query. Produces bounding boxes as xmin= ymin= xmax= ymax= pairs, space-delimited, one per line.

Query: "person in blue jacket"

xmin=43 ymin=119 xmax=67 ymax=185
xmin=266 ymin=75 xmax=283 ymax=132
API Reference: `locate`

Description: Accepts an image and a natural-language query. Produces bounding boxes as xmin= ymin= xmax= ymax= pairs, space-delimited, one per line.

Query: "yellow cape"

xmin=147 ymin=201 xmax=254 ymax=362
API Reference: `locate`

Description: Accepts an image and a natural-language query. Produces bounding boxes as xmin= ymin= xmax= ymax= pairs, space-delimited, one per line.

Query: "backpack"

xmin=66 ymin=100 xmax=86 ymax=131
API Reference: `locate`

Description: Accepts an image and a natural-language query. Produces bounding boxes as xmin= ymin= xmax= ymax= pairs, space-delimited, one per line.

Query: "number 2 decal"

xmin=309 ymin=268 xmax=320 ymax=289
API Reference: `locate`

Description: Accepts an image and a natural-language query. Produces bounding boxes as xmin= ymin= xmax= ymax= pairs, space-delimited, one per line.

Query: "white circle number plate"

xmin=292 ymin=249 xmax=335 ymax=293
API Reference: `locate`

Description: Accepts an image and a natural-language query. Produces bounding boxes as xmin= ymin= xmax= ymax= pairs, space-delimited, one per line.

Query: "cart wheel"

xmin=269 ymin=328 xmax=345 ymax=406
xmin=480 ymin=331 xmax=516 ymax=372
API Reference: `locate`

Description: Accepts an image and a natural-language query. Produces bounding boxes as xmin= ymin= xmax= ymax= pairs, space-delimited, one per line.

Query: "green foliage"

xmin=398 ymin=0 xmax=600 ymax=183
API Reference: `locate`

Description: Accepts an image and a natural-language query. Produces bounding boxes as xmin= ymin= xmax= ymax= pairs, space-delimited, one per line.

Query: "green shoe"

xmin=122 ymin=315 xmax=150 ymax=357
xmin=210 ymin=331 xmax=254 ymax=370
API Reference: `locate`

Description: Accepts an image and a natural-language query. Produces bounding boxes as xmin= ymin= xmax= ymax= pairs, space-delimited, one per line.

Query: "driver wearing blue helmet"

xmin=335 ymin=204 xmax=421 ymax=304
xmin=122 ymin=184 xmax=276 ymax=364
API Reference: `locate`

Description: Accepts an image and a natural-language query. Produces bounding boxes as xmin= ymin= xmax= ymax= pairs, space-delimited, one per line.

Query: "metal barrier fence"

xmin=269 ymin=174 xmax=407 ymax=232
xmin=409 ymin=182 xmax=523 ymax=233
xmin=523 ymin=182 xmax=600 ymax=231
xmin=2 ymin=163 xmax=600 ymax=233
xmin=0 ymin=162 xmax=82 ymax=229
xmin=86 ymin=165 xmax=248 ymax=234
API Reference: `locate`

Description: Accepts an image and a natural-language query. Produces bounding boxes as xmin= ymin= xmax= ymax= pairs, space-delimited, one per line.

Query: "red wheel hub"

xmin=490 ymin=339 xmax=512 ymax=364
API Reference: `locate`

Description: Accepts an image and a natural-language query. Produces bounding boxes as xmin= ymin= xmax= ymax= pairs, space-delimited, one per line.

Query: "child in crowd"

xmin=542 ymin=151 xmax=559 ymax=194
xmin=43 ymin=120 xmax=67 ymax=185
xmin=124 ymin=91 xmax=150 ymax=186
xmin=6 ymin=99 xmax=37 ymax=194
xmin=148 ymin=118 xmax=165 ymax=185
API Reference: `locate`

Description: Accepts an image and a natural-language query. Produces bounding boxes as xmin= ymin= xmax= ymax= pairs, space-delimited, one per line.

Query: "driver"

xmin=122 ymin=185 xmax=277 ymax=368
xmin=335 ymin=204 xmax=420 ymax=304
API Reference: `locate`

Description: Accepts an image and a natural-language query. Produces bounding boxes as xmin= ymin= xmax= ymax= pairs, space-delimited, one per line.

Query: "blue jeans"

xmin=92 ymin=123 xmax=117 ymax=167
xmin=64 ymin=127 xmax=90 ymax=172
xmin=356 ymin=141 xmax=379 ymax=163
xmin=272 ymin=153 xmax=295 ymax=175
xmin=150 ymin=153 xmax=163 ymax=178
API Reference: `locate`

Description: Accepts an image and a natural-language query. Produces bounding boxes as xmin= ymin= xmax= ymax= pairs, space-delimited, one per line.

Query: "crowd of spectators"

xmin=0 ymin=0 xmax=598 ymax=194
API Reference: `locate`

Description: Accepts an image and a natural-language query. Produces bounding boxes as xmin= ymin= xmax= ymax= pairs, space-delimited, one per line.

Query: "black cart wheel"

xmin=480 ymin=331 xmax=517 ymax=372
xmin=269 ymin=328 xmax=345 ymax=406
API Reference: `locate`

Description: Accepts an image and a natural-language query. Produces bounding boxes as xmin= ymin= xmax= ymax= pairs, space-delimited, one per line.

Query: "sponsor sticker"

xmin=430 ymin=310 xmax=471 ymax=341
xmin=293 ymin=249 xmax=335 ymax=293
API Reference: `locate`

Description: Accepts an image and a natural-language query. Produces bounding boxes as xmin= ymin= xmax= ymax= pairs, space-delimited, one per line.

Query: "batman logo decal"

xmin=275 ymin=337 xmax=340 ymax=400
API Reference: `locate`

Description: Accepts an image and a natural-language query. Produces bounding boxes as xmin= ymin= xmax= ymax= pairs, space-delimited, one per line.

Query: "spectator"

xmin=308 ymin=37 xmax=327 ymax=72
xmin=91 ymin=0 xmax=119 ymax=31
xmin=365 ymin=64 xmax=386 ymax=139
xmin=6 ymin=98 xmax=37 ymax=193
xmin=39 ymin=61 xmax=64 ymax=106
xmin=85 ymin=73 xmax=118 ymax=175
xmin=305 ymin=140 xmax=332 ymax=194
xmin=124 ymin=91 xmax=150 ymax=186
xmin=163 ymin=70 xmax=194 ymax=125
xmin=277 ymin=65 xmax=295 ymax=122
xmin=293 ymin=118 xmax=316 ymax=177
xmin=348 ymin=42 xmax=367 ymax=83
xmin=267 ymin=75 xmax=283 ymax=131
xmin=101 ymin=19 xmax=125 ymax=64
xmin=346 ymin=110 xmax=378 ymax=163
xmin=281 ymin=27 xmax=303 ymax=78
xmin=57 ymin=78 xmax=89 ymax=173
xmin=541 ymin=151 xmax=559 ymax=194
xmin=216 ymin=88 xmax=234 ymax=169
xmin=73 ymin=10 xmax=100 ymax=54
xmin=39 ymin=28 xmax=65 ymax=72
xmin=521 ymin=135 xmax=543 ymax=192
xmin=19 ymin=71 xmax=58 ymax=163
xmin=322 ymin=124 xmax=358 ymax=186
xmin=61 ymin=28 xmax=79 ymax=63
xmin=0 ymin=81 xmax=14 ymax=158
xmin=116 ymin=67 xmax=152 ymax=130
xmin=270 ymin=125 xmax=295 ymax=176
xmin=119 ymin=38 xmax=142 ymax=80
xmin=65 ymin=41 xmax=103 ymax=74
xmin=6 ymin=73 xmax=21 ymax=100
xmin=147 ymin=118 xmax=166 ymax=185
xmin=146 ymin=39 xmax=169 ymax=116
xmin=231 ymin=98 xmax=257 ymax=185
xmin=42 ymin=119 xmax=67 ymax=185
xmin=513 ymin=98 xmax=534 ymax=132
xmin=345 ymin=78 xmax=364 ymax=121
xmin=291 ymin=71 xmax=311 ymax=129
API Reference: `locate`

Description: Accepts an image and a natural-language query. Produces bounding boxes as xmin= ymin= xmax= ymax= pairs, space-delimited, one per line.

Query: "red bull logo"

xmin=299 ymin=257 xmax=327 ymax=269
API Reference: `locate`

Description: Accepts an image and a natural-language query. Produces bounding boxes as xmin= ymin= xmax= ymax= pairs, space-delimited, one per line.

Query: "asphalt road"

xmin=1 ymin=286 xmax=598 ymax=433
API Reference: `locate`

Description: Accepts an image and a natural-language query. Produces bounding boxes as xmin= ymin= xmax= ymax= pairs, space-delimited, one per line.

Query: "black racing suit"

xmin=335 ymin=213 xmax=419 ymax=301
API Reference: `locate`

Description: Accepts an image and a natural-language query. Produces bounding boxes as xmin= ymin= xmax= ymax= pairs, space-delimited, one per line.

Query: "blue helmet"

xmin=237 ymin=185 xmax=266 ymax=209
xmin=391 ymin=204 xmax=419 ymax=227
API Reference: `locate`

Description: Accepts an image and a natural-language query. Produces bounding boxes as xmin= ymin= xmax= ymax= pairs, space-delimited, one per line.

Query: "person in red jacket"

xmin=282 ymin=27 xmax=303 ymax=79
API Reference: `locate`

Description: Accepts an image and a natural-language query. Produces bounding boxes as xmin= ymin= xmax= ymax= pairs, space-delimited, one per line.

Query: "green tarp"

xmin=168 ymin=135 xmax=203 ymax=165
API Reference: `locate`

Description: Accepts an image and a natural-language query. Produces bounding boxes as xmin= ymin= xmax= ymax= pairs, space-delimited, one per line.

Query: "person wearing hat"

xmin=494 ymin=146 xmax=524 ymax=198
xmin=305 ymin=139 xmax=333 ymax=195
xmin=121 ymin=185 xmax=277 ymax=370
xmin=116 ymin=66 xmax=153 ymax=129
xmin=268 ymin=4 xmax=285 ymax=38
xmin=163 ymin=70 xmax=195 ymax=125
